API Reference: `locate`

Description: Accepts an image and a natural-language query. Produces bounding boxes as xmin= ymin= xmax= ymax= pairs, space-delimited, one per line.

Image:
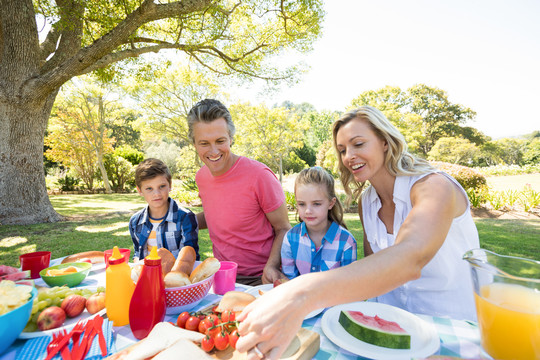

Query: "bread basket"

xmin=164 ymin=261 xmax=215 ymax=314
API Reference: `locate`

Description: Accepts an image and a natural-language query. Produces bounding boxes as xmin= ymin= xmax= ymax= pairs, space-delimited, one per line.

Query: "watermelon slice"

xmin=0 ymin=269 xmax=31 ymax=282
xmin=15 ymin=279 xmax=35 ymax=287
xmin=0 ymin=265 xmax=20 ymax=275
xmin=339 ymin=310 xmax=411 ymax=349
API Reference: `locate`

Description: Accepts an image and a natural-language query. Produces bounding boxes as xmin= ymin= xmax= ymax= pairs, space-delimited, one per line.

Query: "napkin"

xmin=16 ymin=318 xmax=114 ymax=360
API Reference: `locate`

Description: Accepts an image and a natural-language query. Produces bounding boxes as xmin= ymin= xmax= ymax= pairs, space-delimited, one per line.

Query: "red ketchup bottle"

xmin=128 ymin=246 xmax=166 ymax=339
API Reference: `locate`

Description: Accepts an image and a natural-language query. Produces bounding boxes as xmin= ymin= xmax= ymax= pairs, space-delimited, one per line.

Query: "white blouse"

xmin=361 ymin=171 xmax=479 ymax=321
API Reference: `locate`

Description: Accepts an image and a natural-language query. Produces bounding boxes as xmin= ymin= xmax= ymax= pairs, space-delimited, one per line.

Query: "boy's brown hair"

xmin=135 ymin=158 xmax=172 ymax=188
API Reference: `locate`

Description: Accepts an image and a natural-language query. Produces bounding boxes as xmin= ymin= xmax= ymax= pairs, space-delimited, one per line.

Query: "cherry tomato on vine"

xmin=198 ymin=318 xmax=214 ymax=334
xmin=207 ymin=313 xmax=219 ymax=324
xmin=214 ymin=331 xmax=229 ymax=351
xmin=201 ymin=335 xmax=215 ymax=352
xmin=207 ymin=324 xmax=221 ymax=339
xmin=229 ymin=329 xmax=240 ymax=349
xmin=185 ymin=315 xmax=201 ymax=331
xmin=221 ymin=310 xmax=235 ymax=323
xmin=176 ymin=311 xmax=191 ymax=328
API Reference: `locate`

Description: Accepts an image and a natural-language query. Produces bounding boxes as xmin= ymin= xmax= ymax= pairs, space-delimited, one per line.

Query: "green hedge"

xmin=431 ymin=162 xmax=487 ymax=191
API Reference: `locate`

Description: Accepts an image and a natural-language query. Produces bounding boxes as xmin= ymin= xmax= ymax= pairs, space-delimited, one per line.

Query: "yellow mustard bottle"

xmin=106 ymin=246 xmax=135 ymax=326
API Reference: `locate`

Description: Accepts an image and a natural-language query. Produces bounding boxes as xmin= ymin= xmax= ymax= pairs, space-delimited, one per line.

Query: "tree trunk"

xmin=0 ymin=95 xmax=63 ymax=225
xmin=96 ymin=154 xmax=112 ymax=193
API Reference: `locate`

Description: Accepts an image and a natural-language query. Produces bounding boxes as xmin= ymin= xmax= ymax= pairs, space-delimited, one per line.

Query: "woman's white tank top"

xmin=361 ymin=171 xmax=479 ymax=321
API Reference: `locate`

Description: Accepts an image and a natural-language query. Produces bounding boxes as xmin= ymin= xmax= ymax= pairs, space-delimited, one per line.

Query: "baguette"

xmin=61 ymin=251 xmax=105 ymax=264
xmin=171 ymin=246 xmax=196 ymax=275
xmin=189 ymin=257 xmax=220 ymax=284
xmin=157 ymin=248 xmax=176 ymax=276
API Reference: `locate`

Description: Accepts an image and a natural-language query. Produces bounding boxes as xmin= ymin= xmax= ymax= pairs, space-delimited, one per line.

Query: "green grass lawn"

xmin=0 ymin=193 xmax=538 ymax=267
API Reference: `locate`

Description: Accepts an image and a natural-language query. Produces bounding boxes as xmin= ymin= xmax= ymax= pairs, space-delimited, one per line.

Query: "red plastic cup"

xmin=212 ymin=261 xmax=238 ymax=295
xmin=104 ymin=248 xmax=131 ymax=268
xmin=19 ymin=251 xmax=51 ymax=279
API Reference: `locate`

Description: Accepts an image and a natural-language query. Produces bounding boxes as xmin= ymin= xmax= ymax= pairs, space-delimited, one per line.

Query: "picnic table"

xmin=2 ymin=258 xmax=487 ymax=360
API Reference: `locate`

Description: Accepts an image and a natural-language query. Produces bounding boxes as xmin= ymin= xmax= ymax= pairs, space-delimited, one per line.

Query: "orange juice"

xmin=474 ymin=282 xmax=540 ymax=360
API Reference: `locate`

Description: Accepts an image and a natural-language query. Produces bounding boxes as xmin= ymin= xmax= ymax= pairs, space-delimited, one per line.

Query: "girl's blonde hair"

xmin=332 ymin=106 xmax=435 ymax=206
xmin=294 ymin=166 xmax=347 ymax=229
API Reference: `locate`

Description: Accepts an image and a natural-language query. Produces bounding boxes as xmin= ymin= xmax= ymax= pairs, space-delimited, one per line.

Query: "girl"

xmin=281 ymin=167 xmax=357 ymax=279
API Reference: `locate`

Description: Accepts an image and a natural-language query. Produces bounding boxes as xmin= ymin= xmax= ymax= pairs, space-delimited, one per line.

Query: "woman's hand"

xmin=236 ymin=279 xmax=309 ymax=359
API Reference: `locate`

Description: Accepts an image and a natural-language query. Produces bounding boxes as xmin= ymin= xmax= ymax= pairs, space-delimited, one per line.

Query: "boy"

xmin=129 ymin=158 xmax=199 ymax=261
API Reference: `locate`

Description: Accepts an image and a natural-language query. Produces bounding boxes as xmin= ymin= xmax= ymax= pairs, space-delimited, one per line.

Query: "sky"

xmin=232 ymin=0 xmax=540 ymax=139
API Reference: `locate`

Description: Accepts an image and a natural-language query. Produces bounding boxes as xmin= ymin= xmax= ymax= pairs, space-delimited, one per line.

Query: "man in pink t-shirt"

xmin=187 ymin=99 xmax=291 ymax=286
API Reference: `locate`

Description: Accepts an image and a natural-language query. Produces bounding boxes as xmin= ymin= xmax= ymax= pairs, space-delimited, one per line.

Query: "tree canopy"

xmin=0 ymin=0 xmax=324 ymax=225
xmin=350 ymin=84 xmax=479 ymax=155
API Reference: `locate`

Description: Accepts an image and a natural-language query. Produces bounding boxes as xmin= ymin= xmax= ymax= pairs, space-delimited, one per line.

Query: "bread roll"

xmin=164 ymin=271 xmax=191 ymax=288
xmin=215 ymin=291 xmax=256 ymax=313
xmin=189 ymin=257 xmax=220 ymax=284
xmin=157 ymin=248 xmax=176 ymax=276
xmin=171 ymin=246 xmax=196 ymax=276
xmin=131 ymin=264 xmax=143 ymax=283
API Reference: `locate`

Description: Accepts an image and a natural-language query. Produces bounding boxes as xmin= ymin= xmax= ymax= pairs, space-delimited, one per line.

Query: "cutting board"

xmin=211 ymin=328 xmax=320 ymax=360
xmin=106 ymin=327 xmax=320 ymax=360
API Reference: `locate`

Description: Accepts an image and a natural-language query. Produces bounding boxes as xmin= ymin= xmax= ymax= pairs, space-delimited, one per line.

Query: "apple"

xmin=86 ymin=292 xmax=106 ymax=314
xmin=61 ymin=294 xmax=87 ymax=318
xmin=37 ymin=306 xmax=66 ymax=331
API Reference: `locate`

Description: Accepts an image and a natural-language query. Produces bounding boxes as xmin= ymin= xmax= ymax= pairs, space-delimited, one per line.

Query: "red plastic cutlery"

xmin=71 ymin=319 xmax=95 ymax=360
xmin=45 ymin=327 xmax=75 ymax=360
xmin=92 ymin=315 xmax=107 ymax=356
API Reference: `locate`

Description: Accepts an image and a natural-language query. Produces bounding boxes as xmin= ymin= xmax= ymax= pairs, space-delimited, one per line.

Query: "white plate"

xmin=245 ymin=284 xmax=274 ymax=297
xmin=321 ymin=302 xmax=440 ymax=360
xmin=19 ymin=287 xmax=106 ymax=339
xmin=245 ymin=284 xmax=324 ymax=320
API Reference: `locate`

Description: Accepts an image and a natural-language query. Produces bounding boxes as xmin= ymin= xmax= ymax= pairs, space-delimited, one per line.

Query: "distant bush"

xmin=181 ymin=178 xmax=198 ymax=192
xmin=283 ymin=151 xmax=307 ymax=174
xmin=114 ymin=145 xmax=144 ymax=166
xmin=57 ymin=174 xmax=80 ymax=191
xmin=104 ymin=154 xmax=135 ymax=192
xmin=285 ymin=191 xmax=296 ymax=210
xmin=431 ymin=162 xmax=487 ymax=191
xmin=170 ymin=188 xmax=200 ymax=206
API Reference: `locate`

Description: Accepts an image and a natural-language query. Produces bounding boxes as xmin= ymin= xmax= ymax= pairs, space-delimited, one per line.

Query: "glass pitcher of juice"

xmin=463 ymin=248 xmax=540 ymax=360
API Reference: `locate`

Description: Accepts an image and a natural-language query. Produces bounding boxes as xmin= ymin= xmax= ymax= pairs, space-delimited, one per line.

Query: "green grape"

xmin=23 ymin=322 xmax=38 ymax=333
xmin=30 ymin=311 xmax=41 ymax=323
xmin=37 ymin=300 xmax=48 ymax=310
xmin=82 ymin=289 xmax=93 ymax=296
xmin=97 ymin=286 xmax=106 ymax=293
xmin=43 ymin=290 xmax=58 ymax=300
xmin=52 ymin=297 xmax=62 ymax=306
xmin=37 ymin=291 xmax=48 ymax=301
xmin=56 ymin=289 xmax=69 ymax=298
xmin=31 ymin=304 xmax=39 ymax=314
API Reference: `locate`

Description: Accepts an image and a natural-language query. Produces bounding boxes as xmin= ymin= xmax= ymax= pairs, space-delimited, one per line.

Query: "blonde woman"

xmin=236 ymin=106 xmax=479 ymax=360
